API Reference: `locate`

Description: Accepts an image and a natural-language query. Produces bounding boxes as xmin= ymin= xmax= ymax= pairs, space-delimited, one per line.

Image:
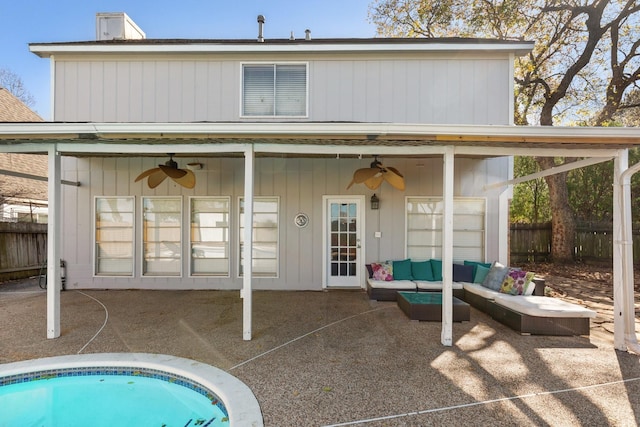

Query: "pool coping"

xmin=0 ymin=352 xmax=263 ymax=427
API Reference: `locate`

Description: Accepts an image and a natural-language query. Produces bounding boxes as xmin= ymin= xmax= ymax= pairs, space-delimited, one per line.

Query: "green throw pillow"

xmin=430 ymin=259 xmax=443 ymax=281
xmin=392 ymin=259 xmax=413 ymax=280
xmin=411 ymin=261 xmax=435 ymax=281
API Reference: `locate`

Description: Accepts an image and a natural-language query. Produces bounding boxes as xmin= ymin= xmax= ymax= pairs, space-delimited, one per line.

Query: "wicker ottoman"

xmin=397 ymin=291 xmax=470 ymax=322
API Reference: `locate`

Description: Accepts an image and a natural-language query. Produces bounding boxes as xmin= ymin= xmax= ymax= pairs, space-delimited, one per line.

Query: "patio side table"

xmin=397 ymin=291 xmax=470 ymax=322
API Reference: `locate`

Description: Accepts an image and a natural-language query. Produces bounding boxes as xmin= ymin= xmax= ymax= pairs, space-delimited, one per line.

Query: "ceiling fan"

xmin=346 ymin=156 xmax=405 ymax=191
xmin=135 ymin=154 xmax=196 ymax=189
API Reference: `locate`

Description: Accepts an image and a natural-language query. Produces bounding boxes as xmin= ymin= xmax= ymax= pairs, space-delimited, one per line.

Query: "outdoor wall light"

xmin=370 ymin=193 xmax=380 ymax=210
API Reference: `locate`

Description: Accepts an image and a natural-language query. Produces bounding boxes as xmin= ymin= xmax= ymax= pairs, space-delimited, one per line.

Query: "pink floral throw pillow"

xmin=500 ymin=268 xmax=535 ymax=295
xmin=371 ymin=262 xmax=394 ymax=281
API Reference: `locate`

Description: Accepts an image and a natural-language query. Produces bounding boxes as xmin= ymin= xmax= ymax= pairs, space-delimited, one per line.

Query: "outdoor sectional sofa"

xmin=366 ymin=259 xmax=597 ymax=336
xmin=365 ymin=259 xmax=469 ymax=301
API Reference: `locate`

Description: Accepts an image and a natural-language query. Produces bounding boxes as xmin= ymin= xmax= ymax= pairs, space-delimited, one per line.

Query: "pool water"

xmin=0 ymin=374 xmax=228 ymax=426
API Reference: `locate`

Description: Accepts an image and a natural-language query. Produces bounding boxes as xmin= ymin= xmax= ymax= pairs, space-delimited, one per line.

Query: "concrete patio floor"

xmin=1 ymin=278 xmax=639 ymax=426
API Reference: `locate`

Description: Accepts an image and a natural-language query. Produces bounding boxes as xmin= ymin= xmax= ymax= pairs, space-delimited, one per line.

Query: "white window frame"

xmin=240 ymin=62 xmax=309 ymax=118
xmin=93 ymin=196 xmax=135 ymax=277
xmin=238 ymin=196 xmax=280 ymax=278
xmin=189 ymin=196 xmax=231 ymax=277
xmin=141 ymin=196 xmax=183 ymax=277
xmin=405 ymin=197 xmax=487 ymax=262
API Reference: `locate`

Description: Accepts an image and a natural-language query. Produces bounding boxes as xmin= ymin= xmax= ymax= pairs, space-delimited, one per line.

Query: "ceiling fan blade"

xmin=383 ymin=167 xmax=406 ymax=191
xmin=363 ymin=175 xmax=384 ymax=190
xmin=172 ymin=169 xmax=196 ymax=189
xmin=353 ymin=167 xmax=380 ymax=183
xmin=159 ymin=164 xmax=188 ymax=179
xmin=346 ymin=177 xmax=356 ymax=190
xmin=386 ymin=166 xmax=404 ymax=179
xmin=135 ymin=167 xmax=161 ymax=182
xmin=147 ymin=170 xmax=168 ymax=188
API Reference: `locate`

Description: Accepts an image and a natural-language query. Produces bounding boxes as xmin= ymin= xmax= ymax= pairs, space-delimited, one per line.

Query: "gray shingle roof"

xmin=0 ymin=88 xmax=47 ymax=201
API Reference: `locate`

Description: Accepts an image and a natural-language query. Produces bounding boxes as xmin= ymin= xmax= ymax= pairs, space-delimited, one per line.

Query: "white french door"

xmin=323 ymin=196 xmax=364 ymax=288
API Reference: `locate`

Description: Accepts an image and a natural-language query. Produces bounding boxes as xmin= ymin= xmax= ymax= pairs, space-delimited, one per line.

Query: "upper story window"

xmin=242 ymin=64 xmax=307 ymax=117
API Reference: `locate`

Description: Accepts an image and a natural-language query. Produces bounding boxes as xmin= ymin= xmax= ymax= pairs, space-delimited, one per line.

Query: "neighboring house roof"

xmin=0 ymin=88 xmax=47 ymax=202
xmin=0 ymin=87 xmax=42 ymax=122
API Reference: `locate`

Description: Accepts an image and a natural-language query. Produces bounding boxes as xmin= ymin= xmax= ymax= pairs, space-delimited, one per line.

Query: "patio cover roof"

xmin=0 ymin=123 xmax=638 ymax=162
xmin=1 ymin=121 xmax=638 ymax=354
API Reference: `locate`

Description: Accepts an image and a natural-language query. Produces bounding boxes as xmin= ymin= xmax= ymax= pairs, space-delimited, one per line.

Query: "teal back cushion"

xmin=473 ymin=264 xmax=491 ymax=284
xmin=430 ymin=259 xmax=443 ymax=281
xmin=464 ymin=260 xmax=492 ymax=277
xmin=411 ymin=261 xmax=434 ymax=281
xmin=392 ymin=259 xmax=413 ymax=280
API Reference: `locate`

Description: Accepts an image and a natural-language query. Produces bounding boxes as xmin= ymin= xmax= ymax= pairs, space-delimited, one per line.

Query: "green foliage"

xmin=567 ymin=160 xmax=614 ymax=222
xmin=511 ymin=156 xmax=551 ymax=223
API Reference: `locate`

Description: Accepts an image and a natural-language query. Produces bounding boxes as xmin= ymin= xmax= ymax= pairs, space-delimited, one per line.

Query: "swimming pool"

xmin=0 ymin=353 xmax=263 ymax=427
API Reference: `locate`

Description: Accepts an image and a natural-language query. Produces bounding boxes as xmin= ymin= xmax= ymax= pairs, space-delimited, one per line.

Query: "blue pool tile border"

xmin=0 ymin=366 xmax=228 ymax=417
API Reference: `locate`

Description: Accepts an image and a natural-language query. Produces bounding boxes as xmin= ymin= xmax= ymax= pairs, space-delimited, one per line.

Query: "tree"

xmin=369 ymin=0 xmax=640 ymax=262
xmin=0 ymin=68 xmax=35 ymax=108
xmin=511 ymin=156 xmax=551 ymax=223
xmin=613 ymin=89 xmax=640 ymax=126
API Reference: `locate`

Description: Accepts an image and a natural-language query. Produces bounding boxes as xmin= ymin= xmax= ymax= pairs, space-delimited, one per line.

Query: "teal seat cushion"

xmin=430 ymin=259 xmax=443 ymax=281
xmin=411 ymin=260 xmax=435 ymax=281
xmin=392 ymin=259 xmax=413 ymax=280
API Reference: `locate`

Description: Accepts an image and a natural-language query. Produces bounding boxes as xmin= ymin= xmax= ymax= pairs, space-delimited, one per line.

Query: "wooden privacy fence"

xmin=510 ymin=221 xmax=640 ymax=264
xmin=0 ymin=222 xmax=47 ymax=282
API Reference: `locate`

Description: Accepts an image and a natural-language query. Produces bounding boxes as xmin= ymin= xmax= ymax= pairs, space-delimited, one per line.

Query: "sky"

xmin=1 ymin=0 xmax=377 ymax=120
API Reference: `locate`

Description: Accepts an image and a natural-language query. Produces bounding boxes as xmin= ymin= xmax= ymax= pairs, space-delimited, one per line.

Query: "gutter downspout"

xmin=614 ymin=149 xmax=640 ymax=354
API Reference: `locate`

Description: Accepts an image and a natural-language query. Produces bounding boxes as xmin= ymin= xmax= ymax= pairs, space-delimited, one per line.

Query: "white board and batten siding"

xmin=60 ymin=156 xmax=508 ymax=291
xmin=53 ymin=54 xmax=512 ymax=125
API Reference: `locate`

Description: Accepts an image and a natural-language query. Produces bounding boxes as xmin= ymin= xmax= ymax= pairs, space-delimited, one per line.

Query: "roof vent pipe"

xmin=305 ymin=29 xmax=311 ymax=40
xmin=257 ymin=15 xmax=265 ymax=42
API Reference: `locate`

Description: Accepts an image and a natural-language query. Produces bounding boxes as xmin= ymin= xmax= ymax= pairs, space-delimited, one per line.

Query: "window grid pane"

xmin=243 ymin=65 xmax=274 ymax=116
xmin=143 ymin=197 xmax=181 ymax=276
xmin=406 ymin=197 xmax=485 ymax=262
xmin=95 ymin=197 xmax=134 ymax=276
xmin=275 ymin=65 xmax=306 ymax=116
xmin=239 ymin=197 xmax=279 ymax=277
xmin=190 ymin=197 xmax=230 ymax=276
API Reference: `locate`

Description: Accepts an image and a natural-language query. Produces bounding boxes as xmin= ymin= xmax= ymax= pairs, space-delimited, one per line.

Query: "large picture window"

xmin=142 ymin=197 xmax=182 ymax=276
xmin=94 ymin=197 xmax=134 ymax=276
xmin=406 ymin=197 xmax=486 ymax=262
xmin=239 ymin=197 xmax=279 ymax=277
xmin=242 ymin=64 xmax=307 ymax=117
xmin=190 ymin=197 xmax=230 ymax=276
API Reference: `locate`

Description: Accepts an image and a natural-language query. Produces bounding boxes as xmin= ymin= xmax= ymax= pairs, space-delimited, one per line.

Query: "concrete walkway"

xmin=1 ymin=278 xmax=639 ymax=426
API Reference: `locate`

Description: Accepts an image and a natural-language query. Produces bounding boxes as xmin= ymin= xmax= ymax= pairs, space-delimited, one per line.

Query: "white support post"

xmin=242 ymin=145 xmax=255 ymax=341
xmin=47 ymin=146 xmax=61 ymax=339
xmin=441 ymin=147 xmax=454 ymax=346
xmin=498 ymin=189 xmax=512 ymax=265
xmin=613 ymin=150 xmax=640 ymax=353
